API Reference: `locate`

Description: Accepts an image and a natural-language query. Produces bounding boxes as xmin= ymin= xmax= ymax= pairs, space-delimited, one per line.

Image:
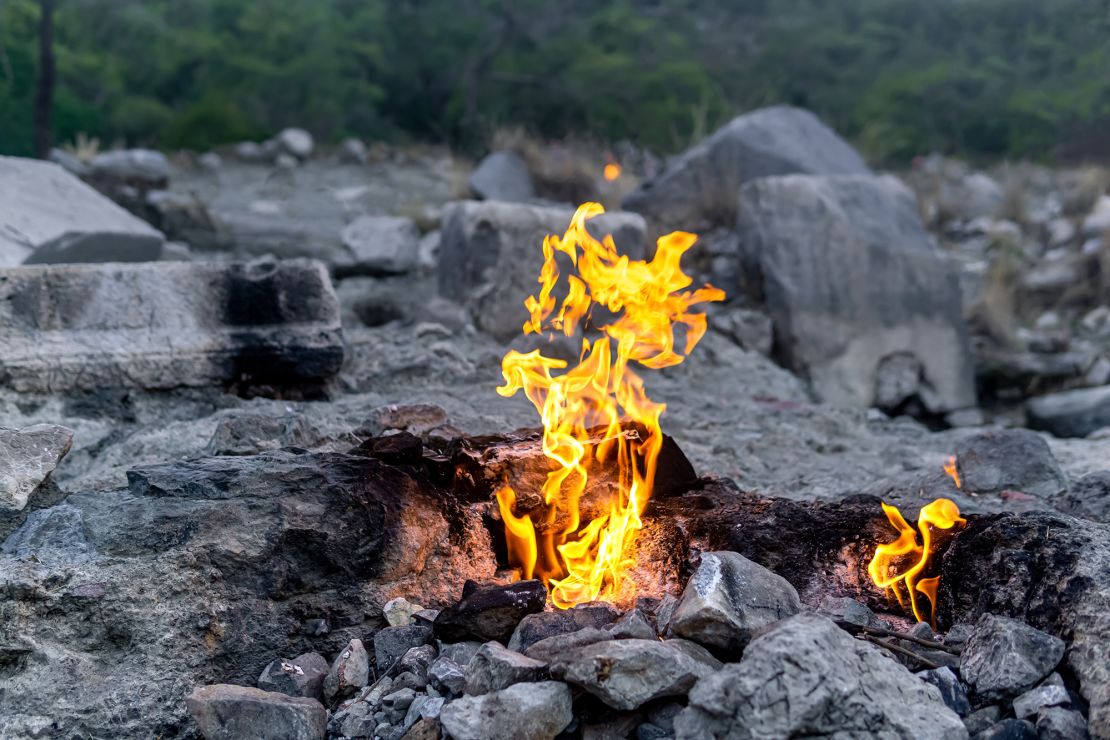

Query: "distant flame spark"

xmin=603 ymin=162 xmax=622 ymax=181
xmin=944 ymin=455 xmax=961 ymax=489
xmin=496 ymin=202 xmax=723 ymax=608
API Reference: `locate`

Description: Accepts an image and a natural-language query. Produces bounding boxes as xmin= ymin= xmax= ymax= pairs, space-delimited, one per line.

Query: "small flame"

xmin=944 ymin=455 xmax=961 ymax=489
xmin=868 ymin=498 xmax=965 ymax=627
xmin=603 ymin=162 xmax=622 ymax=181
xmin=497 ymin=202 xmax=723 ymax=608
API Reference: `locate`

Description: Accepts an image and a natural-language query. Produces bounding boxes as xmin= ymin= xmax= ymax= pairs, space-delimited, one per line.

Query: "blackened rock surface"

xmin=185 ymin=684 xmax=326 ymax=740
xmin=258 ymin=652 xmax=329 ymax=700
xmin=674 ymin=614 xmax=967 ymax=739
xmin=623 ymin=106 xmax=870 ymax=232
xmin=433 ymin=579 xmax=546 ymax=643
xmin=940 ymin=512 xmax=1110 ymax=737
xmin=507 ymin=603 xmax=621 ymax=652
xmin=0 ymin=260 xmax=343 ymax=392
xmin=1027 ymin=385 xmax=1110 ymax=439
xmin=439 ymin=680 xmax=573 ymax=740
xmin=373 ymin=626 xmax=434 ymax=674
xmin=0 ymin=424 xmax=74 ymax=511
xmin=737 ymin=173 xmax=975 ymax=413
xmin=668 ymin=550 xmax=800 ymax=653
xmin=1 ymin=503 xmax=93 ymax=565
xmin=550 ymin=638 xmax=721 ymax=710
xmin=953 ymin=430 xmax=1068 ymax=498
xmin=1054 ymin=471 xmax=1110 ymax=523
xmin=361 ymin=432 xmax=424 ymax=465
xmin=919 ymin=667 xmax=972 ymax=717
xmin=437 ymin=200 xmax=646 ymax=341
xmin=206 ymin=413 xmax=322 ymax=456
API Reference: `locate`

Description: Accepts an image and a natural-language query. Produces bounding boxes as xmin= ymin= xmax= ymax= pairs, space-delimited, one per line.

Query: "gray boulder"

xmin=1 ymin=503 xmax=93 ymax=565
xmin=952 ymin=429 xmax=1067 ymax=498
xmin=0 ymin=425 xmax=73 ymax=511
xmin=668 ymin=550 xmax=800 ymax=652
xmin=338 ymin=137 xmax=368 ymax=164
xmin=48 ymin=147 xmax=89 ymax=176
xmin=339 ymin=215 xmax=421 ymax=275
xmin=0 ymin=155 xmax=163 ymax=265
xmin=508 ymin=603 xmax=621 ymax=652
xmin=550 ymin=638 xmax=721 ymax=710
xmin=185 ymin=684 xmax=326 ymax=740
xmin=437 ymin=200 xmax=646 ymax=341
xmin=0 ymin=259 xmax=343 ymax=393
xmin=234 ymin=141 xmax=266 ymax=162
xmin=1012 ymin=680 xmax=1070 ymax=719
xmin=464 ymin=642 xmax=547 ymax=695
xmin=374 ymin=625 xmax=433 ymax=674
xmin=439 ymin=681 xmax=572 ymax=740
xmin=674 ymin=614 xmax=967 ymax=739
xmin=624 ymin=105 xmax=870 ymax=231
xmin=1027 ymin=386 xmax=1110 ymax=438
xmin=212 ymin=210 xmax=348 ymax=262
xmin=468 ymin=151 xmax=535 ymax=202
xmin=523 ymin=627 xmax=613 ymax=663
xmin=960 ymin=614 xmax=1065 ymax=700
xmin=206 ymin=413 xmax=322 ymax=456
xmin=919 ymin=667 xmax=971 ymax=716
xmin=258 ymin=653 xmax=329 ymax=701
xmin=736 ymin=173 xmax=976 ymax=413
xmin=323 ymin=638 xmax=370 ymax=703
xmin=89 ymin=148 xmax=171 ymax=188
xmin=276 ymin=128 xmax=315 ymax=160
xmin=1036 ymin=707 xmax=1091 ymax=740
xmin=1054 ymin=471 xmax=1110 ymax=523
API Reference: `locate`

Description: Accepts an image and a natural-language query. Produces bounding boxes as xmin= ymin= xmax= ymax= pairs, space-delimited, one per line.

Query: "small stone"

xmin=974 ymin=718 xmax=1037 ymax=739
xmin=412 ymin=609 xmax=439 ymax=626
xmin=385 ymin=597 xmax=425 ymax=627
xmin=324 ymin=639 xmax=370 ymax=704
xmin=507 ymin=603 xmax=621 ymax=652
xmin=303 ymin=619 xmax=330 ymax=636
xmin=366 ymin=676 xmax=394 ymax=707
xmin=433 ymin=579 xmax=547 ymax=643
xmin=258 ymin=652 xmax=329 ymax=701
xmin=816 ymin=596 xmax=882 ymax=629
xmin=964 ymin=705 xmax=1003 ymax=735
xmin=604 ymin=608 xmax=657 ymax=640
xmin=467 ymin=150 xmax=535 ymax=203
xmin=337 ymin=701 xmax=376 ymax=738
xmin=523 ymin=627 xmax=613 ymax=663
xmin=341 ymin=216 xmax=421 ymax=275
xmin=438 ymin=641 xmax=483 ymax=667
xmin=186 ymin=684 xmax=326 ymax=740
xmin=277 ymin=128 xmax=314 ymax=160
xmin=427 ymin=657 xmax=466 ymax=696
xmin=402 ymin=717 xmax=441 ymax=740
xmin=918 ymin=666 xmax=971 ymax=716
xmin=637 ymin=723 xmax=670 ymax=740
xmin=465 ymin=642 xmax=547 ymax=696
xmin=550 ymin=638 xmax=721 ymax=711
xmin=0 ymin=425 xmax=74 ymax=511
xmin=338 ymin=138 xmax=368 ymax=165
xmin=1036 ymin=707 xmax=1090 ymax=740
xmin=383 ymin=687 xmax=416 ymax=712
xmin=197 ymin=152 xmax=222 ymax=171
xmin=668 ymin=550 xmax=800 ymax=652
xmin=391 ymin=671 xmax=427 ymax=692
xmin=400 ymin=644 xmax=436 ymax=677
xmin=1012 ymin=681 xmax=1070 ymax=719
xmin=374 ymin=625 xmax=433 ymax=674
xmin=403 ymin=695 xmax=445 ymax=731
xmin=439 ymin=681 xmax=572 ymax=740
xmin=953 ymin=430 xmax=1068 ymax=498
xmin=960 ymin=614 xmax=1065 ymax=700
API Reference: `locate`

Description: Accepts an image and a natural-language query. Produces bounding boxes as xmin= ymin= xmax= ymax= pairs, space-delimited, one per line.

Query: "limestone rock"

xmin=507 ymin=603 xmax=621 ymax=652
xmin=185 ymin=684 xmax=326 ymax=740
xmin=1012 ymin=681 xmax=1070 ymax=719
xmin=340 ymin=215 xmax=421 ymax=275
xmin=673 ymin=614 xmax=967 ymax=739
xmin=384 ymin=597 xmax=426 ymax=627
xmin=737 ymin=173 xmax=975 ymax=413
xmin=323 ymin=638 xmax=370 ymax=703
xmin=551 ymin=638 xmax=721 ymax=711
xmin=374 ymin=626 xmax=434 ymax=674
xmin=668 ymin=550 xmax=800 ymax=652
xmin=439 ymin=681 xmax=572 ymax=740
xmin=1036 ymin=707 xmax=1091 ymax=740
xmin=277 ymin=128 xmax=315 ymax=160
xmin=468 ymin=151 xmax=535 ymax=203
xmin=1027 ymin=386 xmax=1110 ymax=438
xmin=464 ymin=642 xmax=547 ymax=696
xmin=432 ymin=579 xmax=547 ymax=643
xmin=960 ymin=614 xmax=1065 ymax=700
xmin=89 ymin=148 xmax=170 ymax=188
xmin=953 ymin=429 xmax=1068 ymax=498
xmin=0 ymin=425 xmax=73 ymax=511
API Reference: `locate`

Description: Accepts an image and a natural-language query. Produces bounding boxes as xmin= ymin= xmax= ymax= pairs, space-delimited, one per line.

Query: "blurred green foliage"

xmin=1 ymin=0 xmax=1107 ymax=162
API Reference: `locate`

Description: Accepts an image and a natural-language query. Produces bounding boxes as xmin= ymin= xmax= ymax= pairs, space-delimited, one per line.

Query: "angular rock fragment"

xmin=324 ymin=638 xmax=370 ymax=703
xmin=1054 ymin=471 xmax=1110 ymax=523
xmin=258 ymin=652 xmax=329 ymax=701
xmin=604 ymin=607 xmax=657 ymax=640
xmin=918 ymin=667 xmax=971 ymax=716
xmin=0 ymin=425 xmax=74 ymax=511
xmin=439 ymin=681 xmax=572 ymax=740
xmin=384 ymin=597 xmax=426 ymax=627
xmin=0 ymin=155 xmax=163 ymax=266
xmin=953 ymin=429 xmax=1067 ymax=498
xmin=674 ymin=614 xmax=966 ymax=739
xmin=468 ymin=151 xmax=535 ymax=202
xmin=206 ymin=413 xmax=322 ymax=456
xmin=185 ymin=684 xmax=326 ymax=740
xmin=1036 ymin=707 xmax=1091 ymax=740
xmin=507 ymin=602 xmax=621 ymax=652
xmin=0 ymin=260 xmax=343 ymax=392
xmin=523 ymin=627 xmax=613 ymax=663
xmin=1 ymin=503 xmax=93 ymax=565
xmin=1027 ymin=385 xmax=1110 ymax=438
xmin=464 ymin=642 xmax=547 ymax=695
xmin=339 ymin=215 xmax=421 ymax=275
xmin=433 ymin=579 xmax=547 ymax=643
xmin=276 ymin=128 xmax=314 ymax=160
xmin=960 ymin=614 xmax=1065 ymax=700
xmin=374 ymin=626 xmax=434 ymax=674
xmin=89 ymin=148 xmax=170 ymax=188
xmin=438 ymin=200 xmax=646 ymax=340
xmin=551 ymin=638 xmax=721 ymax=711
xmin=623 ymin=105 xmax=870 ymax=232
xmin=1012 ymin=680 xmax=1070 ymax=719
xmin=736 ymin=173 xmax=976 ymax=413
xmin=427 ymin=656 xmax=467 ymax=696
xmin=668 ymin=550 xmax=800 ymax=653
xmin=974 ymin=719 xmax=1037 ymax=740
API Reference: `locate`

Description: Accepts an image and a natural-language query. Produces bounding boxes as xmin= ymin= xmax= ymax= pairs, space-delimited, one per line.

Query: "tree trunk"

xmin=34 ymin=0 xmax=56 ymax=159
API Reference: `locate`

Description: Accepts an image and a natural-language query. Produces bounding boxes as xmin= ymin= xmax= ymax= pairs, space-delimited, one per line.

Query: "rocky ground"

xmin=1 ymin=108 xmax=1108 ymax=739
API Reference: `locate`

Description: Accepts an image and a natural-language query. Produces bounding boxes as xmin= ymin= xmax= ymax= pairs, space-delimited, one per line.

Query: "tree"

xmin=33 ymin=0 xmax=54 ymax=157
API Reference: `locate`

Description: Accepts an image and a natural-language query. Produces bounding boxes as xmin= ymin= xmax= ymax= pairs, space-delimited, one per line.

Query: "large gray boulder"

xmin=1027 ymin=386 xmax=1110 ymax=438
xmin=668 ymin=550 xmax=800 ymax=652
xmin=674 ymin=614 xmax=967 ymax=739
xmin=437 ymin=201 xmax=646 ymax=341
xmin=439 ymin=681 xmax=572 ymax=740
xmin=468 ymin=151 xmax=535 ymax=203
xmin=0 ymin=425 xmax=73 ymax=511
xmin=736 ymin=174 xmax=976 ymax=413
xmin=960 ymin=614 xmax=1065 ymax=700
xmin=185 ymin=684 xmax=326 ymax=740
xmin=952 ymin=429 xmax=1068 ymax=499
xmin=0 ymin=155 xmax=164 ymax=265
xmin=623 ymin=106 xmax=870 ymax=231
xmin=88 ymin=148 xmax=171 ymax=188
xmin=339 ymin=215 xmax=421 ymax=275
xmin=0 ymin=259 xmax=343 ymax=392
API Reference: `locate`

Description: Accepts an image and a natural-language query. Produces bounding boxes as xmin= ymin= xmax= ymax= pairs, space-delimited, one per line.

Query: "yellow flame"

xmin=497 ymin=202 xmax=723 ymax=608
xmin=944 ymin=455 xmax=961 ymax=489
xmin=868 ymin=498 xmax=965 ymax=627
xmin=603 ymin=162 xmax=622 ymax=181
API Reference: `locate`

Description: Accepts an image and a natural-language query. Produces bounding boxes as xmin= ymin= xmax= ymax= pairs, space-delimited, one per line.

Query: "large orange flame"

xmin=496 ymin=202 xmax=723 ymax=608
xmin=867 ymin=498 xmax=965 ymax=627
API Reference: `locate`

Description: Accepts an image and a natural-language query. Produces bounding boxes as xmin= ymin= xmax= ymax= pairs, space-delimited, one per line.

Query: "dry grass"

xmin=60 ymin=132 xmax=101 ymax=162
xmin=971 ymin=242 xmax=1025 ymax=347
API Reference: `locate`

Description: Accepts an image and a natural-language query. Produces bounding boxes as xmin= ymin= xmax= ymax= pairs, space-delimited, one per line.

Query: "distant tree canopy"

xmin=1 ymin=0 xmax=1108 ymax=163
